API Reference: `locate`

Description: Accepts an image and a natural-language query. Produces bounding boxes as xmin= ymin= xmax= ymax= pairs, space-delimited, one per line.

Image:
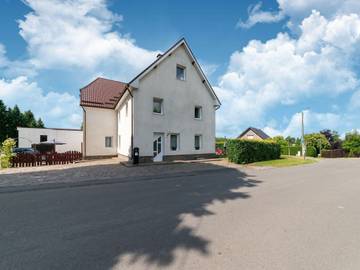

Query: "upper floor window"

xmin=153 ymin=98 xmax=163 ymax=114
xmin=176 ymin=65 xmax=186 ymax=81
xmin=194 ymin=106 xmax=202 ymax=119
xmin=40 ymin=135 xmax=47 ymax=142
xmin=105 ymin=136 xmax=112 ymax=148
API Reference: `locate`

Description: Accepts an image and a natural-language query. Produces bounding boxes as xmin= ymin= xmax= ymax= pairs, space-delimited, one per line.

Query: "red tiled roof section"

xmin=80 ymin=78 xmax=127 ymax=109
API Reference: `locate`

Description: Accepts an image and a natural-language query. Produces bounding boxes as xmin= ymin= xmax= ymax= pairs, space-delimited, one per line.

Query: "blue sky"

xmin=0 ymin=0 xmax=360 ymax=138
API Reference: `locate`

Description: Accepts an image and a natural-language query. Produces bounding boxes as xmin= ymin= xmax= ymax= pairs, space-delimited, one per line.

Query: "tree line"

xmin=0 ymin=100 xmax=44 ymax=144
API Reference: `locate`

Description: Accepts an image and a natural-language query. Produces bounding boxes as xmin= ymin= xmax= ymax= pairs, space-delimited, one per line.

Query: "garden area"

xmin=215 ymin=129 xmax=360 ymax=167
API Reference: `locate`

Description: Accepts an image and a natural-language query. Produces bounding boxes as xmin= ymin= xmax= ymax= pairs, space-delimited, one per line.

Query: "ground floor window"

xmin=40 ymin=135 xmax=47 ymax=142
xmin=170 ymin=134 xmax=179 ymax=151
xmin=194 ymin=135 xmax=201 ymax=150
xmin=105 ymin=136 xmax=112 ymax=148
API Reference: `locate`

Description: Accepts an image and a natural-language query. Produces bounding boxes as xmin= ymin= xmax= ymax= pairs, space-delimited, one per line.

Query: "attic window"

xmin=176 ymin=65 xmax=186 ymax=81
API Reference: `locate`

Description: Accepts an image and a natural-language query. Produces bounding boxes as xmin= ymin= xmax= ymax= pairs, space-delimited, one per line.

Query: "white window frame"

xmin=105 ymin=136 xmax=112 ymax=148
xmin=153 ymin=97 xmax=164 ymax=115
xmin=170 ymin=134 xmax=180 ymax=151
xmin=176 ymin=65 xmax=186 ymax=81
xmin=194 ymin=135 xmax=202 ymax=150
xmin=194 ymin=106 xmax=202 ymax=120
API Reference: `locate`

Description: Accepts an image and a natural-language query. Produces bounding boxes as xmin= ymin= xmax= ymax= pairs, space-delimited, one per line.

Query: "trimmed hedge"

xmin=281 ymin=146 xmax=302 ymax=156
xmin=227 ymin=139 xmax=281 ymax=164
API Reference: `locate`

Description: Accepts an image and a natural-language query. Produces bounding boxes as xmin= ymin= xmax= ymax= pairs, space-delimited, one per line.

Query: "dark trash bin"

xmin=133 ymin=147 xmax=139 ymax=164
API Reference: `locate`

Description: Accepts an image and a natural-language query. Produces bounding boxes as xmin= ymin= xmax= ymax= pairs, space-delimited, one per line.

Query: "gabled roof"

xmin=80 ymin=38 xmax=221 ymax=109
xmin=80 ymin=78 xmax=127 ymax=109
xmin=129 ymin=38 xmax=221 ymax=107
xmin=238 ymin=127 xmax=270 ymax=140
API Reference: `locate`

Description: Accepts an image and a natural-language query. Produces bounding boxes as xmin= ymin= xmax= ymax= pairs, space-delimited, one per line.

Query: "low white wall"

xmin=17 ymin=127 xmax=83 ymax=153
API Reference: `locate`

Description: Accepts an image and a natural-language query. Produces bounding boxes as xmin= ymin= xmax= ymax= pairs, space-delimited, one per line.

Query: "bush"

xmin=306 ymin=146 xmax=317 ymax=157
xmin=281 ymin=146 xmax=302 ymax=156
xmin=0 ymin=138 xmax=16 ymax=168
xmin=215 ymin=142 xmax=227 ymax=157
xmin=227 ymin=139 xmax=281 ymax=164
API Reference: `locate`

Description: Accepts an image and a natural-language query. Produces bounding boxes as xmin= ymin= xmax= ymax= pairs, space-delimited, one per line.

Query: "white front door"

xmin=153 ymin=133 xmax=164 ymax=162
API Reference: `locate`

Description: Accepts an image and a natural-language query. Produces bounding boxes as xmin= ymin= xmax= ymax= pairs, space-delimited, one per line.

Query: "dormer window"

xmin=176 ymin=65 xmax=186 ymax=81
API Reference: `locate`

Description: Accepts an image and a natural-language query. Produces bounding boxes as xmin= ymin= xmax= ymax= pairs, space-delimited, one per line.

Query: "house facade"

xmin=17 ymin=127 xmax=83 ymax=152
xmin=80 ymin=38 xmax=221 ymax=162
xmin=238 ymin=127 xmax=270 ymax=140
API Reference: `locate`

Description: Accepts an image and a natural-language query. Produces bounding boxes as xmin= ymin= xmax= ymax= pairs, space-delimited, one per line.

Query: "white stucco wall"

xmin=133 ymin=44 xmax=217 ymax=157
xmin=117 ymin=93 xmax=132 ymax=157
xmin=84 ymin=106 xmax=117 ymax=157
xmin=17 ymin=127 xmax=83 ymax=153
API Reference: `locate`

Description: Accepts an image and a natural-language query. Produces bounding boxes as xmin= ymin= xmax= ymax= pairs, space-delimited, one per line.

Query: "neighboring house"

xmin=17 ymin=127 xmax=83 ymax=152
xmin=80 ymin=38 xmax=221 ymax=162
xmin=238 ymin=127 xmax=270 ymax=140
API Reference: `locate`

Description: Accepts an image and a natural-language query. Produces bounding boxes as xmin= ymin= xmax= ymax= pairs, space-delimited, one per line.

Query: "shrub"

xmin=281 ymin=146 xmax=302 ymax=156
xmin=343 ymin=131 xmax=360 ymax=157
xmin=0 ymin=138 xmax=16 ymax=168
xmin=306 ymin=146 xmax=317 ymax=157
xmin=215 ymin=142 xmax=227 ymax=157
xmin=227 ymin=139 xmax=281 ymax=164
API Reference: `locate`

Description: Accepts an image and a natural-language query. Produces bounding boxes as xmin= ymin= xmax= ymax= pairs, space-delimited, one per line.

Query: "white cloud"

xmin=18 ymin=0 xmax=160 ymax=81
xmin=350 ymin=90 xmax=360 ymax=110
xmin=217 ymin=11 xmax=360 ymax=137
xmin=240 ymin=0 xmax=360 ymax=29
xmin=237 ymin=2 xmax=285 ymax=29
xmin=0 ymin=76 xmax=81 ymax=128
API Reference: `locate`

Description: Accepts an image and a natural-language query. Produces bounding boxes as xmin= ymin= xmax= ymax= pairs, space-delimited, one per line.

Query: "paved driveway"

xmin=1 ymin=158 xmax=360 ymax=270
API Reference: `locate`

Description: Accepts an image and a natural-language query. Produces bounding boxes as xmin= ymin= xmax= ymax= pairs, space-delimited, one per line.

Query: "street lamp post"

xmin=301 ymin=111 xmax=306 ymax=160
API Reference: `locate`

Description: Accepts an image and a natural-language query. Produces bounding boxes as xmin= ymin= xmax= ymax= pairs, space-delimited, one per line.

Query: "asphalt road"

xmin=1 ymin=159 xmax=360 ymax=270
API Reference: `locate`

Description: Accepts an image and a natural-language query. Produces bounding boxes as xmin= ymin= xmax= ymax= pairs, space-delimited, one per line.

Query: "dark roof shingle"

xmin=238 ymin=127 xmax=270 ymax=140
xmin=80 ymin=78 xmax=127 ymax=109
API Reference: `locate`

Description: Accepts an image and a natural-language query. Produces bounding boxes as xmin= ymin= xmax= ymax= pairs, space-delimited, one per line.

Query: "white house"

xmin=17 ymin=127 xmax=83 ymax=153
xmin=80 ymin=38 xmax=221 ymax=162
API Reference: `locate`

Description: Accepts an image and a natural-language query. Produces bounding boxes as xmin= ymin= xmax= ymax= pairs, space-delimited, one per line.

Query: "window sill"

xmin=194 ymin=118 xmax=202 ymax=121
xmin=153 ymin=112 xmax=164 ymax=116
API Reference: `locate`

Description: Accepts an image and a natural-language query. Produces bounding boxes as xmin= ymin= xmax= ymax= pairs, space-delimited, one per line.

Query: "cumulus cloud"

xmin=18 ymin=0 xmax=160 ymax=80
xmin=239 ymin=0 xmax=360 ymax=29
xmin=217 ymin=11 xmax=360 ymax=137
xmin=0 ymin=0 xmax=163 ymax=129
xmin=0 ymin=76 xmax=81 ymax=128
xmin=237 ymin=2 xmax=285 ymax=29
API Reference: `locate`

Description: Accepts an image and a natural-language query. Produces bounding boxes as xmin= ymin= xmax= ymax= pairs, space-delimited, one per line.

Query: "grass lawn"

xmin=250 ymin=156 xmax=318 ymax=168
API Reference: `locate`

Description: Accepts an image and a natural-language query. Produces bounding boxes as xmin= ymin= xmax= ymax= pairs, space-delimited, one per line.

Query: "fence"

xmin=11 ymin=151 xmax=82 ymax=167
xmin=321 ymin=149 xmax=346 ymax=158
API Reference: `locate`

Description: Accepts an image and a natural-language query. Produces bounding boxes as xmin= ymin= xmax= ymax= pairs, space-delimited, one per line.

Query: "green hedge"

xmin=227 ymin=139 xmax=281 ymax=164
xmin=306 ymin=146 xmax=317 ymax=157
xmin=281 ymin=146 xmax=302 ymax=156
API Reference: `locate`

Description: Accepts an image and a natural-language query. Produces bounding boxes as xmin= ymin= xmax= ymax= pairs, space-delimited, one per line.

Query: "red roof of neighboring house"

xmin=80 ymin=78 xmax=127 ymax=109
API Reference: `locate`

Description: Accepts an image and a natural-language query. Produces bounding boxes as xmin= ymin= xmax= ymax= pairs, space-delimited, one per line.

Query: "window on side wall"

xmin=40 ymin=135 xmax=47 ymax=142
xmin=176 ymin=65 xmax=186 ymax=81
xmin=194 ymin=106 xmax=202 ymax=119
xmin=105 ymin=136 xmax=112 ymax=148
xmin=170 ymin=134 xmax=179 ymax=151
xmin=153 ymin=98 xmax=163 ymax=114
xmin=194 ymin=135 xmax=201 ymax=150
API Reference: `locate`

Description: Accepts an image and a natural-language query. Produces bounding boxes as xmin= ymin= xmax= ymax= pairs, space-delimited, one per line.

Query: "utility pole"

xmin=301 ymin=111 xmax=306 ymax=160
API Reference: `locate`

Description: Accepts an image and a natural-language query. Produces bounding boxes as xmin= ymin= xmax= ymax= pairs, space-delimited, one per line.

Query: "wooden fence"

xmin=11 ymin=151 xmax=82 ymax=167
xmin=321 ymin=149 xmax=346 ymax=158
